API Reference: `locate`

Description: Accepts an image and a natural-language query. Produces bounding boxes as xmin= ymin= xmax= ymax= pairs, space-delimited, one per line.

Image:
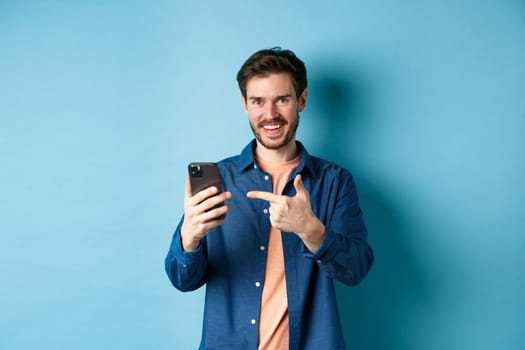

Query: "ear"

xmin=240 ymin=93 xmax=248 ymax=114
xmin=298 ymin=88 xmax=307 ymax=112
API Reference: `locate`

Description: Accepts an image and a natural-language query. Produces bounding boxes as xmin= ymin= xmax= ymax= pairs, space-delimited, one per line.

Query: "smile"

xmin=263 ymin=124 xmax=283 ymax=130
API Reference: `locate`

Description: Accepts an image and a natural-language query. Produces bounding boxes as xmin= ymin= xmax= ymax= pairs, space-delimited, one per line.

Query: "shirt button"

xmin=259 ymin=245 xmax=265 ymax=251
xmin=263 ymin=208 xmax=268 ymax=214
xmin=251 ymin=319 xmax=257 ymax=325
xmin=255 ymin=281 xmax=261 ymax=287
xmin=264 ymin=175 xmax=269 ymax=180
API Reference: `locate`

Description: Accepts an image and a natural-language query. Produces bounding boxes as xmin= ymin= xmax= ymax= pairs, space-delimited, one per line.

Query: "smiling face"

xmin=242 ymin=73 xmax=307 ymax=153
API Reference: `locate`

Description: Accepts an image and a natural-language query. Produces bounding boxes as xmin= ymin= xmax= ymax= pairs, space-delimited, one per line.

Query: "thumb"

xmin=184 ymin=177 xmax=193 ymax=200
xmin=293 ymin=174 xmax=307 ymax=196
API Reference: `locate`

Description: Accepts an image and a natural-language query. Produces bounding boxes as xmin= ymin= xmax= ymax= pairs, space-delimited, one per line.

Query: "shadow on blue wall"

xmin=308 ymin=68 xmax=434 ymax=349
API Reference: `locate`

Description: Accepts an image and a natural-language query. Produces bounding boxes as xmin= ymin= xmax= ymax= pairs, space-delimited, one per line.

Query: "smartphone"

xmin=188 ymin=162 xmax=225 ymax=220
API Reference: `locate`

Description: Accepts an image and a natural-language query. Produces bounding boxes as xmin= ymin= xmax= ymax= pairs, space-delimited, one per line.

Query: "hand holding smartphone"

xmin=188 ymin=162 xmax=226 ymax=220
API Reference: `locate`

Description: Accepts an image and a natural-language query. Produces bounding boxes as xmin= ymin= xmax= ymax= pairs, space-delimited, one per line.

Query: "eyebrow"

xmin=248 ymin=94 xmax=293 ymax=101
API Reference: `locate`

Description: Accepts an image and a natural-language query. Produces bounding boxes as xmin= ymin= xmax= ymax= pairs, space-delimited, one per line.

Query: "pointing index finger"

xmin=246 ymin=190 xmax=279 ymax=203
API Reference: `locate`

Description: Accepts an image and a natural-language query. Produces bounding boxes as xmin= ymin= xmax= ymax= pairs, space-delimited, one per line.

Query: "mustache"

xmin=258 ymin=117 xmax=288 ymax=128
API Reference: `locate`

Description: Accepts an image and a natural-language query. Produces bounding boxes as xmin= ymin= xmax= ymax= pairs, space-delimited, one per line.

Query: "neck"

xmin=255 ymin=140 xmax=299 ymax=163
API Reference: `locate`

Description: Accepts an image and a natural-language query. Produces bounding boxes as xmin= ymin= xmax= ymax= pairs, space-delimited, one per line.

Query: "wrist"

xmin=182 ymin=238 xmax=200 ymax=252
xmin=180 ymin=227 xmax=200 ymax=252
xmin=298 ymin=217 xmax=325 ymax=253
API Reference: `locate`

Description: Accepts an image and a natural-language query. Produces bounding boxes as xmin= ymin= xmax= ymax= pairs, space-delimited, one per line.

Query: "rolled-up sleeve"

xmin=302 ymin=171 xmax=374 ymax=286
xmin=164 ymin=219 xmax=208 ymax=292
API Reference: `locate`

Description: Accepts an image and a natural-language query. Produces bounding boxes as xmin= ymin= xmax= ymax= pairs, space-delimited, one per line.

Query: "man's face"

xmin=242 ymin=73 xmax=307 ymax=151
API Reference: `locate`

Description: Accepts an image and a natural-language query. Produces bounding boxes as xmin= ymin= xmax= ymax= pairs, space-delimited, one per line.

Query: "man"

xmin=165 ymin=48 xmax=374 ymax=350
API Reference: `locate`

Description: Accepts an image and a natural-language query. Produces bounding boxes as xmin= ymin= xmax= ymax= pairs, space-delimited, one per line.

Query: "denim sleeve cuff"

xmin=302 ymin=229 xmax=341 ymax=263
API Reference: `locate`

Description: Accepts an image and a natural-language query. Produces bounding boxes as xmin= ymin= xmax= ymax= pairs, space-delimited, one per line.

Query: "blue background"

xmin=1 ymin=1 xmax=524 ymax=349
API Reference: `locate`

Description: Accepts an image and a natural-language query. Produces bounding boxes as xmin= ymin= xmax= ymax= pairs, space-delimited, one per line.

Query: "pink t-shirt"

xmin=256 ymin=155 xmax=300 ymax=350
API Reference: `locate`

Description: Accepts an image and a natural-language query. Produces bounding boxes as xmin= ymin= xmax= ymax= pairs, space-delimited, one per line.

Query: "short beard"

xmin=249 ymin=114 xmax=300 ymax=150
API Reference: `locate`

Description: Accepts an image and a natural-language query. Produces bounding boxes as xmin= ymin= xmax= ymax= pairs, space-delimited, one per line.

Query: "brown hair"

xmin=236 ymin=47 xmax=307 ymax=100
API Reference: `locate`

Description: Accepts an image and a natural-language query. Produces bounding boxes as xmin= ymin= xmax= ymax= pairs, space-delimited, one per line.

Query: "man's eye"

xmin=277 ymin=97 xmax=289 ymax=104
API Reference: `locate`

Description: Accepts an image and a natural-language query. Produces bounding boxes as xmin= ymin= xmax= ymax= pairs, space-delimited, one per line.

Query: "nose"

xmin=264 ymin=102 xmax=279 ymax=118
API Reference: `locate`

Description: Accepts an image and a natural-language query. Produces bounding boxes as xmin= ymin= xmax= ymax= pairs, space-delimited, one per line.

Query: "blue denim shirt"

xmin=165 ymin=140 xmax=374 ymax=350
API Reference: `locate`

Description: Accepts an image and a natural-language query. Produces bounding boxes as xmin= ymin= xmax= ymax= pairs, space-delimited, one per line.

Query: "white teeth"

xmin=263 ymin=124 xmax=281 ymax=130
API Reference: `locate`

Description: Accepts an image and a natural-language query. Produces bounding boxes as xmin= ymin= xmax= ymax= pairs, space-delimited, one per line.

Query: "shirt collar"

xmin=238 ymin=139 xmax=317 ymax=177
